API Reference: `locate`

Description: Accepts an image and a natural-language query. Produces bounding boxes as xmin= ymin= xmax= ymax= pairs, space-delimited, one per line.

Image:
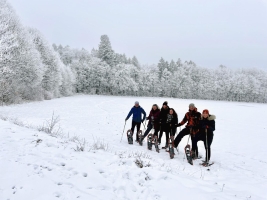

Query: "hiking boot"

xmin=201 ymin=161 xmax=209 ymax=167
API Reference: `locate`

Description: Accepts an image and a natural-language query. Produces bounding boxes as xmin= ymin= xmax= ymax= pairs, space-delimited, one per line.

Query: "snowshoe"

xmin=200 ymin=161 xmax=214 ymax=167
xmin=162 ymin=145 xmax=168 ymax=149
xmin=153 ymin=135 xmax=160 ymax=153
xmin=137 ymin=130 xmax=143 ymax=146
xmin=147 ymin=133 xmax=153 ymax=150
xmin=126 ymin=130 xmax=133 ymax=144
xmin=184 ymin=144 xmax=193 ymax=165
xmin=168 ymin=136 xmax=175 ymax=159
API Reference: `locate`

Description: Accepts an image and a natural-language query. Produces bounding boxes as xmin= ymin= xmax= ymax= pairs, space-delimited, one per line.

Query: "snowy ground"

xmin=0 ymin=95 xmax=267 ymax=200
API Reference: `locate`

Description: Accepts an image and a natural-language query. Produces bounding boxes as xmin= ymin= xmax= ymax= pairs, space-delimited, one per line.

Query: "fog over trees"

xmin=1 ymin=0 xmax=267 ymax=105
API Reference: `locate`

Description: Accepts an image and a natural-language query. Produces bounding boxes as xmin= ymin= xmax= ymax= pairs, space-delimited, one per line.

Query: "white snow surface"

xmin=0 ymin=95 xmax=267 ymax=200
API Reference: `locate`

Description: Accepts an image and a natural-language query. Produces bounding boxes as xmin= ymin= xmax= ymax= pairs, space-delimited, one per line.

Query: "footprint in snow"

xmin=60 ymin=162 xmax=66 ymax=167
xmin=54 ymin=192 xmax=61 ymax=198
xmin=12 ymin=186 xmax=16 ymax=194
xmin=83 ymin=173 xmax=87 ymax=177
xmin=72 ymin=171 xmax=78 ymax=175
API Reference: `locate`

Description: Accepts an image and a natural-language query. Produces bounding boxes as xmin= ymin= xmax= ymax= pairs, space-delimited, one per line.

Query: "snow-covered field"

xmin=0 ymin=95 xmax=267 ymax=200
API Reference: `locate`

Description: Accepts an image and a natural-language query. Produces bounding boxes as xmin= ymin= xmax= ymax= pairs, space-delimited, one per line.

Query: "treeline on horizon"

xmin=1 ymin=0 xmax=267 ymax=105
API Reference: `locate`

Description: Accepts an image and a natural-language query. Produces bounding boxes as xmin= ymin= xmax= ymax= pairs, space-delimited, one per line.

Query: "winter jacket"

xmin=177 ymin=108 xmax=201 ymax=134
xmin=159 ymin=106 xmax=170 ymax=124
xmin=147 ymin=109 xmax=161 ymax=130
xmin=198 ymin=115 xmax=216 ymax=134
xmin=166 ymin=113 xmax=178 ymax=134
xmin=126 ymin=106 xmax=146 ymax=123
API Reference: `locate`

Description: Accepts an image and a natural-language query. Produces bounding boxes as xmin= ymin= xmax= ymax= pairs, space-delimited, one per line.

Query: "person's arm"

xmin=154 ymin=111 xmax=160 ymax=123
xmin=141 ymin=108 xmax=146 ymax=122
xmin=146 ymin=112 xmax=151 ymax=120
xmin=125 ymin=108 xmax=133 ymax=120
xmin=176 ymin=113 xmax=188 ymax=127
xmin=175 ymin=115 xmax=178 ymax=124
xmin=207 ymin=120 xmax=215 ymax=131
xmin=170 ymin=116 xmax=178 ymax=127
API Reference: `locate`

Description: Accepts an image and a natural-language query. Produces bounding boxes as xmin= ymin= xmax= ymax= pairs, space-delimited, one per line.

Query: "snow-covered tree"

xmin=132 ymin=56 xmax=140 ymax=68
xmin=0 ymin=0 xmax=43 ymax=104
xmin=97 ymin=35 xmax=115 ymax=66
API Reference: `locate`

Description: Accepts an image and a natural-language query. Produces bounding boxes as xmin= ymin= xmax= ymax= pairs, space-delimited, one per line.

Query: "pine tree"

xmin=157 ymin=57 xmax=167 ymax=79
xmin=132 ymin=56 xmax=140 ymax=68
xmin=97 ymin=35 xmax=115 ymax=66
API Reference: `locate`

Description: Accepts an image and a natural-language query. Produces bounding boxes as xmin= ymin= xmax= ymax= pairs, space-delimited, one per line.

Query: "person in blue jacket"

xmin=125 ymin=101 xmax=146 ymax=141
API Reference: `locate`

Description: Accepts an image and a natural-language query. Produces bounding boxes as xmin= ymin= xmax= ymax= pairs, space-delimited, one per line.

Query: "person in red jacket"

xmin=142 ymin=104 xmax=161 ymax=141
xmin=174 ymin=103 xmax=201 ymax=148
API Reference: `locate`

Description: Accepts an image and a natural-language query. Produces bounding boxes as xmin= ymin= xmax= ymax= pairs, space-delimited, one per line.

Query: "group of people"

xmin=125 ymin=101 xmax=216 ymax=165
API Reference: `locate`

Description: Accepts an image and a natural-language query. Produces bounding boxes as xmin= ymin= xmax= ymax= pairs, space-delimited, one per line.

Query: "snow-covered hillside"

xmin=0 ymin=95 xmax=266 ymax=200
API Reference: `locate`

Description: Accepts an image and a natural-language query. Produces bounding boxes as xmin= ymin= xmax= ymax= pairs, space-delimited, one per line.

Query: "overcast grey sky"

xmin=8 ymin=0 xmax=267 ymax=69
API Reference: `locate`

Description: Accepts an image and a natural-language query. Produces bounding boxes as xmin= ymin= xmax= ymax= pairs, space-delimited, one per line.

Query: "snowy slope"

xmin=0 ymin=95 xmax=267 ymax=200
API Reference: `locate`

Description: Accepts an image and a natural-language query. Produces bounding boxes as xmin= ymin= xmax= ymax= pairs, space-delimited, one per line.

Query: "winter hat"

xmin=135 ymin=101 xmax=139 ymax=105
xmin=163 ymin=101 xmax=168 ymax=106
xmin=202 ymin=109 xmax=209 ymax=115
xmin=189 ymin=103 xmax=195 ymax=108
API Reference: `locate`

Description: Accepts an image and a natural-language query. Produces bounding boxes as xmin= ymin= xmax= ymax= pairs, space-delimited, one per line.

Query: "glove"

xmin=176 ymin=123 xmax=181 ymax=127
xmin=187 ymin=125 xmax=194 ymax=129
xmin=202 ymin=125 xmax=209 ymax=129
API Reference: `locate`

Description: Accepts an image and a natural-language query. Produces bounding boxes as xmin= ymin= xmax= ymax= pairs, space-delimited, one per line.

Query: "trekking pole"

xmin=175 ymin=130 xmax=179 ymax=155
xmin=205 ymin=128 xmax=210 ymax=170
xmin=174 ymin=125 xmax=181 ymax=154
xmin=142 ymin=120 xmax=147 ymax=132
xmin=183 ymin=128 xmax=192 ymax=161
xmin=175 ymin=129 xmax=179 ymax=155
xmin=120 ymin=121 xmax=126 ymax=142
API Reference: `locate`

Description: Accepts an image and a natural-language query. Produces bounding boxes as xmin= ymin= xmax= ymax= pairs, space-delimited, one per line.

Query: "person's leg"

xmin=191 ymin=133 xmax=201 ymax=158
xmin=170 ymin=128 xmax=176 ymax=137
xmin=131 ymin=121 xmax=137 ymax=133
xmin=143 ymin=124 xmax=152 ymax=139
xmin=153 ymin=128 xmax=159 ymax=138
xmin=207 ymin=132 xmax=214 ymax=161
xmin=158 ymin=123 xmax=165 ymax=143
xmin=135 ymin=122 xmax=141 ymax=141
xmin=174 ymin=128 xmax=190 ymax=148
xmin=203 ymin=131 xmax=213 ymax=162
xmin=165 ymin=128 xmax=170 ymax=147
xmin=191 ymin=135 xmax=198 ymax=152
xmin=153 ymin=128 xmax=160 ymax=146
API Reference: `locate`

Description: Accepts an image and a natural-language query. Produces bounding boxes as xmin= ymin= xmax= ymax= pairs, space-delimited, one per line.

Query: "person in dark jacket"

xmin=142 ymin=104 xmax=161 ymax=141
xmin=125 ymin=101 xmax=146 ymax=141
xmin=158 ymin=101 xmax=170 ymax=145
xmin=174 ymin=103 xmax=201 ymax=148
xmin=191 ymin=109 xmax=216 ymax=165
xmin=162 ymin=108 xmax=178 ymax=148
